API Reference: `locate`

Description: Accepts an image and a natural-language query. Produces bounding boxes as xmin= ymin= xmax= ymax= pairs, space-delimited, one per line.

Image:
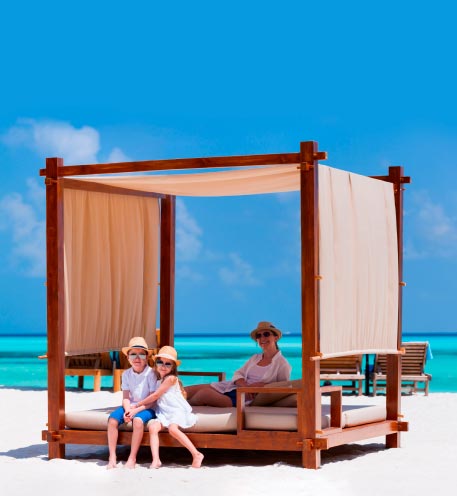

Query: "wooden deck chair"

xmin=371 ymin=342 xmax=432 ymax=396
xmin=65 ymin=352 xmax=114 ymax=392
xmin=320 ymin=355 xmax=365 ymax=396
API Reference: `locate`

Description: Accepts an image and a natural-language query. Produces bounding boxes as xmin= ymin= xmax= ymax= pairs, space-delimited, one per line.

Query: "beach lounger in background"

xmin=65 ymin=352 xmax=114 ymax=392
xmin=371 ymin=342 xmax=432 ymax=396
xmin=320 ymin=355 xmax=365 ymax=396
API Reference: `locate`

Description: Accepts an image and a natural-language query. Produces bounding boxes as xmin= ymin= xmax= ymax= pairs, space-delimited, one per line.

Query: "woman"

xmin=185 ymin=321 xmax=291 ymax=407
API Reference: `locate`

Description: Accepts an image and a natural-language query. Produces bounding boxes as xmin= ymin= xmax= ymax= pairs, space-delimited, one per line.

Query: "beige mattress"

xmin=65 ymin=403 xmax=386 ymax=433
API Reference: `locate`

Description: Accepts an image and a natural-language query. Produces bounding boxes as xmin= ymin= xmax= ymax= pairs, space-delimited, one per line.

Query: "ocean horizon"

xmin=1 ymin=332 xmax=456 ymax=392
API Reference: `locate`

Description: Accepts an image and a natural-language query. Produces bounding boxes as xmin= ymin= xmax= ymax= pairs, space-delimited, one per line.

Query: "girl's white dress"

xmin=155 ymin=379 xmax=197 ymax=428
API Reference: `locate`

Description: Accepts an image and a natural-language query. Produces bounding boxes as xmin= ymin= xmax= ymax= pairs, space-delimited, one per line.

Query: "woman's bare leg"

xmin=188 ymin=387 xmax=233 ymax=407
xmin=184 ymin=384 xmax=213 ymax=401
xmin=148 ymin=420 xmax=163 ymax=468
xmin=168 ymin=424 xmax=204 ymax=468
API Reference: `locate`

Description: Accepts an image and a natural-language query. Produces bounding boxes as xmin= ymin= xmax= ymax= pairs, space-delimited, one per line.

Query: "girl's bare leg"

xmin=125 ymin=417 xmax=144 ymax=469
xmin=148 ymin=420 xmax=163 ymax=468
xmin=107 ymin=417 xmax=119 ymax=469
xmin=168 ymin=424 xmax=204 ymax=468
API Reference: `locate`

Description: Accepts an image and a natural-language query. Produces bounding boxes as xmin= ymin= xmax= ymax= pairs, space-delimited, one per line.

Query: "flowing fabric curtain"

xmin=63 ymin=188 xmax=159 ymax=355
xmin=318 ymin=166 xmax=399 ymax=357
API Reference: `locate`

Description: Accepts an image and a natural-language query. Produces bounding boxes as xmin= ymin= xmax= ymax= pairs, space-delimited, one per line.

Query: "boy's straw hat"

xmin=250 ymin=321 xmax=282 ymax=341
xmin=121 ymin=336 xmax=153 ymax=357
xmin=155 ymin=346 xmax=181 ymax=366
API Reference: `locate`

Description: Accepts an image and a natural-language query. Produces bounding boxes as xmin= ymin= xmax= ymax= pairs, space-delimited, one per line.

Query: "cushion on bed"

xmin=65 ymin=403 xmax=386 ymax=432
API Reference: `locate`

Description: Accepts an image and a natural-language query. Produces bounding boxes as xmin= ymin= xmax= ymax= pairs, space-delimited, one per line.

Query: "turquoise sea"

xmin=0 ymin=333 xmax=456 ymax=392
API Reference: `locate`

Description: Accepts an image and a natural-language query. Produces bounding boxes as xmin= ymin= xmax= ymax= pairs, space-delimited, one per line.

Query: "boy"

xmin=107 ymin=336 xmax=157 ymax=469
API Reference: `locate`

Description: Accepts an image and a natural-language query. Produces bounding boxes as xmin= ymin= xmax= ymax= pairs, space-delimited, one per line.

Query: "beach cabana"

xmin=41 ymin=140 xmax=409 ymax=469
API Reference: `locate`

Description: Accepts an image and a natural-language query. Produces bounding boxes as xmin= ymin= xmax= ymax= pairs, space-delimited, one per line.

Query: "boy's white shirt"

xmin=121 ymin=365 xmax=158 ymax=404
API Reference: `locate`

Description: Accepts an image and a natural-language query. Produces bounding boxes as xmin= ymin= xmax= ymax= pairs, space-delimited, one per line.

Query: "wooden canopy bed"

xmin=41 ymin=140 xmax=410 ymax=469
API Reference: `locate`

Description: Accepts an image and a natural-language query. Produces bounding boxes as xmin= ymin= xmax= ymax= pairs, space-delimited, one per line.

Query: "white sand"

xmin=1 ymin=388 xmax=455 ymax=496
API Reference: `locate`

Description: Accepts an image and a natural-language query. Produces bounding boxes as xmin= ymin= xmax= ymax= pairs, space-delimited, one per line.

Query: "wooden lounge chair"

xmin=65 ymin=352 xmax=114 ymax=392
xmin=371 ymin=342 xmax=432 ymax=396
xmin=320 ymin=355 xmax=365 ymax=396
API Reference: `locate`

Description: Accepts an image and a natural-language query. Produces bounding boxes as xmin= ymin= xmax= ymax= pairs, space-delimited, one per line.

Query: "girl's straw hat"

xmin=250 ymin=321 xmax=282 ymax=341
xmin=121 ymin=336 xmax=153 ymax=357
xmin=155 ymin=346 xmax=181 ymax=366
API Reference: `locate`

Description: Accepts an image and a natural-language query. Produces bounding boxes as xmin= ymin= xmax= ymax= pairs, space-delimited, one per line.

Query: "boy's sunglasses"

xmin=255 ymin=331 xmax=275 ymax=339
xmin=156 ymin=359 xmax=173 ymax=368
xmin=128 ymin=353 xmax=147 ymax=360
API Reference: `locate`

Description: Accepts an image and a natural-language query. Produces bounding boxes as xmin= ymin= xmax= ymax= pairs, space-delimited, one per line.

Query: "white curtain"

xmin=63 ymin=188 xmax=159 ymax=354
xmin=318 ymin=165 xmax=399 ymax=357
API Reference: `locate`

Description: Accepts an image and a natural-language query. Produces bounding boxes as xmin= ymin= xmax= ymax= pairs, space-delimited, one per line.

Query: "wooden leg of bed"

xmin=49 ymin=441 xmax=65 ymax=459
xmin=386 ymin=432 xmax=401 ymax=448
xmin=302 ymin=446 xmax=321 ymax=469
xmin=77 ymin=376 xmax=84 ymax=388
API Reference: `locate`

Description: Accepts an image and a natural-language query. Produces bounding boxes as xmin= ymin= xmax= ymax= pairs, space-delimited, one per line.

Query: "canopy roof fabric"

xmin=64 ymin=164 xmax=301 ymax=196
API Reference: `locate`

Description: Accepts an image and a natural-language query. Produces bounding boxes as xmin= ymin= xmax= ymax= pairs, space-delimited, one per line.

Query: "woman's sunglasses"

xmin=255 ymin=331 xmax=276 ymax=339
xmin=156 ymin=359 xmax=173 ymax=368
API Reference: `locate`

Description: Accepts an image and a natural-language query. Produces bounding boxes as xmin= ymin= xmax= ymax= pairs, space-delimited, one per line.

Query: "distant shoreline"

xmin=1 ymin=331 xmax=457 ymax=338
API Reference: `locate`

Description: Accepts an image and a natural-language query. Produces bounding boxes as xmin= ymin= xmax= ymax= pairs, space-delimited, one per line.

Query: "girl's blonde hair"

xmin=154 ymin=360 xmax=187 ymax=398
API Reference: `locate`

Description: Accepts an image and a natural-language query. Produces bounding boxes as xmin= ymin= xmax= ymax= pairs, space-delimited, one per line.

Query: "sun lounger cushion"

xmin=65 ymin=404 xmax=386 ymax=432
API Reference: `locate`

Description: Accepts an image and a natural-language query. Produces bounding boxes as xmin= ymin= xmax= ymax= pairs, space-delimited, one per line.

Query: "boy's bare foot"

xmin=107 ymin=459 xmax=118 ymax=469
xmin=125 ymin=458 xmax=136 ymax=469
xmin=192 ymin=452 xmax=204 ymax=468
xmin=149 ymin=460 xmax=162 ymax=469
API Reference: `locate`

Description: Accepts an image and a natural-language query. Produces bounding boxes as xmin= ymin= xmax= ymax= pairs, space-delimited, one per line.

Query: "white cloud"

xmin=107 ymin=147 xmax=131 ymax=163
xmin=176 ymin=199 xmax=203 ymax=262
xmin=1 ymin=118 xmax=100 ymax=164
xmin=405 ymin=190 xmax=457 ymax=259
xmin=218 ymin=252 xmax=260 ymax=286
xmin=0 ymin=181 xmax=46 ymax=277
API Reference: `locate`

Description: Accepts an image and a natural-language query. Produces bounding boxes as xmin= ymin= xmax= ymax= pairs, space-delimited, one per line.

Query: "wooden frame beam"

xmin=299 ymin=141 xmax=322 ymax=469
xmin=159 ymin=196 xmax=176 ymax=347
xmin=45 ymin=157 xmax=66 ymax=459
xmin=40 ymin=152 xmax=301 ymax=177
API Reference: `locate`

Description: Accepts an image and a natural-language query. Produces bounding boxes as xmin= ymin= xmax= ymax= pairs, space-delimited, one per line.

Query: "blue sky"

xmin=1 ymin=1 xmax=456 ymax=335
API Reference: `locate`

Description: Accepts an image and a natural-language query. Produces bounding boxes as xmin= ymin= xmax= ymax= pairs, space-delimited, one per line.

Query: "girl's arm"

xmin=136 ymin=376 xmax=177 ymax=409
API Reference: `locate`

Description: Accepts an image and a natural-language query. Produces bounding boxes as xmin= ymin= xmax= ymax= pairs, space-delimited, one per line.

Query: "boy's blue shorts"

xmin=108 ymin=406 xmax=156 ymax=425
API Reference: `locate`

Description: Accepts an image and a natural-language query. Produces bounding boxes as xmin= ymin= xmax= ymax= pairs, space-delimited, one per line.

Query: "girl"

xmin=136 ymin=346 xmax=204 ymax=469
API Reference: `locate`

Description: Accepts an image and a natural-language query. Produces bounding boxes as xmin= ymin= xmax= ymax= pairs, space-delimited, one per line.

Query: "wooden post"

xmin=160 ymin=196 xmax=176 ymax=347
xmin=386 ymin=166 xmax=406 ymax=448
xmin=45 ymin=157 xmax=65 ymax=459
xmin=299 ymin=141 xmax=322 ymax=469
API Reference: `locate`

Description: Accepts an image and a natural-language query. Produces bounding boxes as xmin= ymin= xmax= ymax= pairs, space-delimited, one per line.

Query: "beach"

xmin=1 ymin=388 xmax=455 ymax=496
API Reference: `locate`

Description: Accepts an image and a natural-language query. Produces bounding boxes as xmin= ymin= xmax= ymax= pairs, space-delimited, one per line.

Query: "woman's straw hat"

xmin=155 ymin=345 xmax=181 ymax=366
xmin=250 ymin=321 xmax=282 ymax=341
xmin=121 ymin=336 xmax=153 ymax=357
